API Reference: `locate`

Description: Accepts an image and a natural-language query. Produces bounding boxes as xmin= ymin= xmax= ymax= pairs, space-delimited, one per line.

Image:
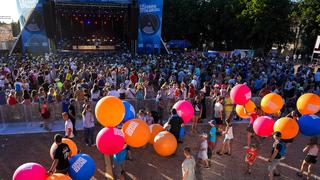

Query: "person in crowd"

xmin=214 ymin=97 xmax=224 ymax=133
xmin=208 ymin=120 xmax=217 ymax=154
xmin=118 ymin=83 xmax=127 ymax=99
xmin=192 ymin=96 xmax=202 ymax=133
xmin=297 ymin=137 xmax=319 ymax=180
xmin=197 ymin=133 xmax=209 ymax=168
xmin=68 ymin=99 xmax=77 ymax=136
xmin=245 ymin=144 xmax=258 ymax=175
xmin=166 ymin=108 xmax=184 ymax=143
xmin=7 ymin=90 xmax=18 ymax=105
xmin=146 ymin=111 xmax=154 ymax=125
xmin=21 ymin=89 xmax=31 ymax=104
xmin=182 ymin=147 xmax=196 ymax=180
xmin=217 ymin=122 xmax=233 ymax=156
xmin=137 ymin=109 xmax=147 ymax=122
xmin=268 ymin=131 xmax=286 ymax=180
xmin=62 ymin=112 xmax=74 ymax=139
xmin=48 ymin=134 xmax=71 ymax=175
xmin=82 ymin=104 xmax=95 ymax=147
xmin=223 ymin=93 xmax=234 ymax=123
xmin=90 ymin=84 xmax=100 ymax=102
xmin=245 ymin=108 xmax=262 ymax=149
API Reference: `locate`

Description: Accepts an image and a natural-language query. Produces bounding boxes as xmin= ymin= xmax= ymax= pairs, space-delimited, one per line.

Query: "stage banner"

xmin=138 ymin=0 xmax=163 ymax=54
xmin=54 ymin=0 xmax=132 ymax=4
xmin=16 ymin=0 xmax=49 ymax=53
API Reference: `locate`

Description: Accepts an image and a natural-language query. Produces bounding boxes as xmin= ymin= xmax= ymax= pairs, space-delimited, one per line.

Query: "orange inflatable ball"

xmin=274 ymin=117 xmax=299 ymax=139
xmin=122 ymin=119 xmax=151 ymax=148
xmin=95 ymin=96 xmax=125 ymax=127
xmin=297 ymin=93 xmax=320 ymax=115
xmin=236 ymin=100 xmax=256 ymax=119
xmin=46 ymin=173 xmax=71 ymax=180
xmin=261 ymin=93 xmax=284 ymax=114
xmin=148 ymin=124 xmax=165 ymax=144
xmin=153 ymin=131 xmax=177 ymax=157
xmin=50 ymin=138 xmax=78 ymax=159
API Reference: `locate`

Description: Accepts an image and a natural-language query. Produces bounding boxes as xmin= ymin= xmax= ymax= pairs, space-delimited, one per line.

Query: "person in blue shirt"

xmin=208 ymin=120 xmax=217 ymax=155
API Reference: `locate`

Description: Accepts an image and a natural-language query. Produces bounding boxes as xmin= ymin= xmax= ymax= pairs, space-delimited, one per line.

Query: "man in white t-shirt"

xmin=214 ymin=97 xmax=224 ymax=130
xmin=63 ymin=112 xmax=74 ymax=139
xmin=182 ymin=147 xmax=196 ymax=180
xmin=108 ymin=85 xmax=120 ymax=98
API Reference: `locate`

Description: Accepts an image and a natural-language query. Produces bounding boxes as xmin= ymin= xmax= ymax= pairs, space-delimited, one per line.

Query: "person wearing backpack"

xmin=268 ymin=131 xmax=286 ymax=180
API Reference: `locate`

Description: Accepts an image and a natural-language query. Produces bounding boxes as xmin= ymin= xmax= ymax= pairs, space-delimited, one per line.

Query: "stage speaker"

xmin=128 ymin=3 xmax=139 ymax=40
xmin=43 ymin=0 xmax=56 ymax=39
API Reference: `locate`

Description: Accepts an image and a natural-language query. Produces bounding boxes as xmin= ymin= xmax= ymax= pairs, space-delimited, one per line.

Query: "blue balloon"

xmin=298 ymin=115 xmax=320 ymax=136
xmin=122 ymin=101 xmax=136 ymax=122
xmin=179 ymin=127 xmax=185 ymax=139
xmin=113 ymin=149 xmax=127 ymax=164
xmin=68 ymin=154 xmax=96 ymax=180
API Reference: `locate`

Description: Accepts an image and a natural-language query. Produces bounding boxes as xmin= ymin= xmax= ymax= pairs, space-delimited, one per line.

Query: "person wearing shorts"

xmin=192 ymin=96 xmax=202 ymax=133
xmin=197 ymin=133 xmax=209 ymax=168
xmin=268 ymin=132 xmax=284 ymax=180
xmin=245 ymin=144 xmax=258 ymax=174
xmin=208 ymin=120 xmax=217 ymax=154
xmin=214 ymin=97 xmax=224 ymax=133
xmin=297 ymin=137 xmax=319 ymax=180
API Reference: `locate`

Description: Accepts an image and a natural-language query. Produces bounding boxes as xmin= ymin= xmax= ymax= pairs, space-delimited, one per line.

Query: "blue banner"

xmin=137 ymin=0 xmax=163 ymax=54
xmin=16 ymin=0 xmax=49 ymax=53
xmin=54 ymin=0 xmax=131 ymax=4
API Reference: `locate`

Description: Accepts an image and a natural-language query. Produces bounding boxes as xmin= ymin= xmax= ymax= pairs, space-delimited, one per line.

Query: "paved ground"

xmin=1 ymin=124 xmax=320 ymax=180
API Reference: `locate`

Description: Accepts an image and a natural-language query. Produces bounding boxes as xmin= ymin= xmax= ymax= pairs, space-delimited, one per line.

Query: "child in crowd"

xmin=146 ymin=111 xmax=154 ymax=125
xmin=217 ymin=122 xmax=233 ymax=156
xmin=62 ymin=112 xmax=74 ymax=139
xmin=245 ymin=144 xmax=258 ymax=175
xmin=197 ymin=133 xmax=210 ymax=168
xmin=297 ymin=137 xmax=319 ymax=180
xmin=137 ymin=109 xmax=147 ymax=122
xmin=208 ymin=120 xmax=217 ymax=155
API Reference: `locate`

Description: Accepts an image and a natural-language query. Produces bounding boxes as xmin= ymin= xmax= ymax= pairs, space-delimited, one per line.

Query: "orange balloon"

xmin=153 ymin=131 xmax=177 ymax=157
xmin=274 ymin=117 xmax=299 ymax=139
xmin=261 ymin=93 xmax=284 ymax=114
xmin=46 ymin=173 xmax=71 ymax=180
xmin=50 ymin=138 xmax=77 ymax=159
xmin=122 ymin=119 xmax=151 ymax=148
xmin=95 ymin=96 xmax=125 ymax=127
xmin=236 ymin=100 xmax=256 ymax=119
xmin=297 ymin=93 xmax=320 ymax=115
xmin=148 ymin=124 xmax=165 ymax=144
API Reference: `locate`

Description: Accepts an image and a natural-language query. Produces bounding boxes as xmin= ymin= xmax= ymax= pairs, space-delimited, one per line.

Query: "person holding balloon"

xmin=245 ymin=108 xmax=262 ymax=149
xmin=48 ymin=134 xmax=71 ymax=175
xmin=166 ymin=108 xmax=184 ymax=143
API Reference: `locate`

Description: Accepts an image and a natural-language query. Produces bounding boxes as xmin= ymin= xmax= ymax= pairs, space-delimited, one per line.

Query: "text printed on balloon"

xmin=125 ymin=122 xmax=139 ymax=136
xmin=72 ymin=157 xmax=87 ymax=173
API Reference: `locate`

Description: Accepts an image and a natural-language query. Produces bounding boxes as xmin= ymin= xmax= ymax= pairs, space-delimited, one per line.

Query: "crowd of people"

xmin=1 ymin=52 xmax=320 ymax=180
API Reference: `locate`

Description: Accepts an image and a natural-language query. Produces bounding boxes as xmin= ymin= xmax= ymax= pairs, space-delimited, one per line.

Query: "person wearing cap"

xmin=48 ymin=134 xmax=71 ymax=174
xmin=268 ymin=131 xmax=285 ymax=180
xmin=197 ymin=133 xmax=209 ymax=168
xmin=208 ymin=120 xmax=217 ymax=155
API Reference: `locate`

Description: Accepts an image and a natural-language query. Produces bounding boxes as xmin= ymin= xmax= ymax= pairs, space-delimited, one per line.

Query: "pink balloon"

xmin=173 ymin=100 xmax=194 ymax=124
xmin=253 ymin=116 xmax=275 ymax=137
xmin=230 ymin=84 xmax=251 ymax=105
xmin=96 ymin=127 xmax=125 ymax=155
xmin=13 ymin=162 xmax=46 ymax=180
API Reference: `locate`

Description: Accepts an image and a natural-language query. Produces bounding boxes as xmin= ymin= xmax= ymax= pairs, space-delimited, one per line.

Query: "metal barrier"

xmin=0 ymin=98 xmax=216 ymax=127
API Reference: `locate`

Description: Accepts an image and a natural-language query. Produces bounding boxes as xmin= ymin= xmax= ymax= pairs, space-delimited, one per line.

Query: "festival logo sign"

xmin=138 ymin=0 xmax=163 ymax=53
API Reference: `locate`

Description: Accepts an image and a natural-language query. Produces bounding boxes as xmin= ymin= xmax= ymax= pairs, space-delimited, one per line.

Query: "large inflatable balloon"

xmin=46 ymin=173 xmax=71 ymax=180
xmin=297 ymin=93 xmax=320 ymax=115
xmin=173 ymin=100 xmax=194 ymax=124
xmin=230 ymin=84 xmax=251 ymax=105
xmin=122 ymin=119 xmax=151 ymax=148
xmin=13 ymin=162 xmax=46 ymax=180
xmin=298 ymin=115 xmax=320 ymax=136
xmin=153 ymin=131 xmax=177 ymax=157
xmin=274 ymin=117 xmax=299 ymax=139
xmin=68 ymin=154 xmax=96 ymax=180
xmin=253 ymin=116 xmax=275 ymax=137
xmin=122 ymin=101 xmax=136 ymax=122
xmin=149 ymin=124 xmax=165 ymax=144
xmin=96 ymin=127 xmax=125 ymax=155
xmin=261 ymin=93 xmax=284 ymax=114
xmin=236 ymin=100 xmax=256 ymax=119
xmin=50 ymin=138 xmax=78 ymax=159
xmin=95 ymin=96 xmax=125 ymax=127
xmin=113 ymin=149 xmax=127 ymax=164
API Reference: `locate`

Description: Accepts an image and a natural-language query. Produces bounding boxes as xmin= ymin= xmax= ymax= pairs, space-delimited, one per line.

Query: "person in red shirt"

xmin=187 ymin=83 xmax=195 ymax=99
xmin=245 ymin=144 xmax=258 ymax=174
xmin=7 ymin=91 xmax=18 ymax=105
xmin=129 ymin=71 xmax=138 ymax=85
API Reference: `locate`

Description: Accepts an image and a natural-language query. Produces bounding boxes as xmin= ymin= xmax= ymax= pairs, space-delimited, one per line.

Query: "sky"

xmin=0 ymin=0 xmax=19 ymax=23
